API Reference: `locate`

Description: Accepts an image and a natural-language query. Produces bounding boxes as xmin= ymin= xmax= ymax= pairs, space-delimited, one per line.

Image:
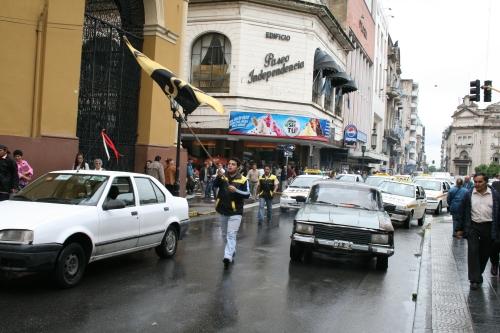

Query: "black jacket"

xmin=0 ymin=155 xmax=19 ymax=193
xmin=460 ymin=186 xmax=500 ymax=240
xmin=213 ymin=172 xmax=250 ymax=216
xmin=200 ymin=164 xmax=216 ymax=182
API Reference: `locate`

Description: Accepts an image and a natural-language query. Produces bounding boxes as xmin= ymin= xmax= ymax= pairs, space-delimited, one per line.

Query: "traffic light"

xmin=484 ymin=80 xmax=492 ymax=102
xmin=469 ymin=79 xmax=480 ymax=102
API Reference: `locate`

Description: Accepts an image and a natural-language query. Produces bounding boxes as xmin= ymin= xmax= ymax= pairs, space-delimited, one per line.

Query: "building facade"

xmin=442 ymin=98 xmax=500 ymax=176
xmin=0 ymin=0 xmax=189 ymax=186
xmin=181 ymin=0 xmax=356 ymax=170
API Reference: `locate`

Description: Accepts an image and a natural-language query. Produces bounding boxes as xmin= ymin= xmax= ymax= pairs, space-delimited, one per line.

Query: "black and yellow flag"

xmin=123 ymin=36 xmax=224 ymax=115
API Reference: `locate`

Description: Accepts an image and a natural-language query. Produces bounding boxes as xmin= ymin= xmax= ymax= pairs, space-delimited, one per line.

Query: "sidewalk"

xmin=414 ymin=215 xmax=500 ymax=332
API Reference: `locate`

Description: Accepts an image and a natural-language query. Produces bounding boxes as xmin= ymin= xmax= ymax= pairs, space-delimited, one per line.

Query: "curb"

xmin=412 ymin=223 xmax=432 ymax=332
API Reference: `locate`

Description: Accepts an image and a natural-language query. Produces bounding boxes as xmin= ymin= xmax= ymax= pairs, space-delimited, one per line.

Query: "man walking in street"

xmin=164 ymin=158 xmax=176 ymax=195
xmin=247 ymin=163 xmax=259 ymax=200
xmin=213 ymin=158 xmax=250 ymax=269
xmin=257 ymin=165 xmax=279 ymax=225
xmin=460 ymin=173 xmax=500 ymax=289
xmin=147 ymin=155 xmax=165 ymax=185
xmin=0 ymin=144 xmax=19 ymax=201
xmin=447 ymin=178 xmax=468 ymax=237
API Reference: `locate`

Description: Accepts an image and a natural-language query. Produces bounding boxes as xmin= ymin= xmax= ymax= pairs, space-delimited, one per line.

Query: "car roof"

xmin=50 ymin=170 xmax=151 ymax=177
xmin=380 ymin=179 xmax=416 ymax=187
xmin=315 ymin=179 xmax=378 ymax=190
xmin=296 ymin=174 xmax=325 ymax=178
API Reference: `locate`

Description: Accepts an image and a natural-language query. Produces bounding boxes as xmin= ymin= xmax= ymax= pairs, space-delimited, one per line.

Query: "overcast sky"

xmin=383 ymin=0 xmax=500 ymax=168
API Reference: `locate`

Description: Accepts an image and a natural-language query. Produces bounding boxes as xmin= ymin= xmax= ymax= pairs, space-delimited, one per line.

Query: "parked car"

xmin=0 ymin=170 xmax=189 ymax=288
xmin=280 ymin=175 xmax=325 ymax=211
xmin=335 ymin=173 xmax=364 ymax=182
xmin=290 ymin=181 xmax=394 ymax=270
xmin=378 ymin=180 xmax=427 ymax=228
xmin=414 ymin=178 xmax=449 ymax=215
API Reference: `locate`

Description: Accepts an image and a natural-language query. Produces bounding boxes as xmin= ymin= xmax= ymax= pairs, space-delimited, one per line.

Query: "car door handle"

xmin=164 ymin=207 xmax=169 ymax=211
xmin=131 ymin=211 xmax=138 ymax=216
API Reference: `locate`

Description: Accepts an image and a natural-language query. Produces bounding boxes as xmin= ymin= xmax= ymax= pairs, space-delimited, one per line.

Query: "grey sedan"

xmin=290 ymin=180 xmax=395 ymax=270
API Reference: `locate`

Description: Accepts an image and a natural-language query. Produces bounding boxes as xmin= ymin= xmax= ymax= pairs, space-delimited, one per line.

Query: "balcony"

xmin=409 ymin=147 xmax=417 ymax=154
xmin=409 ymin=136 xmax=416 ymax=143
xmin=410 ymin=113 xmax=417 ymax=120
xmin=455 ymin=143 xmax=472 ymax=148
xmin=407 ymin=159 xmax=417 ymax=165
xmin=411 ymin=102 xmax=417 ymax=108
xmin=491 ymin=143 xmax=500 ymax=149
xmin=410 ymin=125 xmax=416 ymax=131
xmin=387 ymin=86 xmax=402 ymax=98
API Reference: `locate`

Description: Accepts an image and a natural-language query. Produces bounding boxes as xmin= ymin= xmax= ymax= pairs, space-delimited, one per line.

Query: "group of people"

xmin=144 ymin=156 xmax=177 ymax=194
xmin=73 ymin=152 xmax=106 ymax=171
xmin=447 ymin=173 xmax=500 ymax=289
xmin=0 ymin=144 xmax=33 ymax=201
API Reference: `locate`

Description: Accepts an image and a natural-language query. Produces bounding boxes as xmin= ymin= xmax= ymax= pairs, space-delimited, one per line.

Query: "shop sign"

xmin=357 ymin=131 xmax=367 ymax=143
xmin=344 ymin=124 xmax=358 ymax=145
xmin=229 ymin=111 xmax=330 ymax=142
xmin=265 ymin=32 xmax=291 ymax=41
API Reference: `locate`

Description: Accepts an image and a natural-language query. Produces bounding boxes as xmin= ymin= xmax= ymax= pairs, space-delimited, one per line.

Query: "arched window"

xmin=459 ymin=150 xmax=469 ymax=160
xmin=191 ymin=33 xmax=231 ymax=93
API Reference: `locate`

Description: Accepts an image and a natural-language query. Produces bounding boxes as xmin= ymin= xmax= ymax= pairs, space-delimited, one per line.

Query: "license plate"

xmin=332 ymin=240 xmax=353 ymax=250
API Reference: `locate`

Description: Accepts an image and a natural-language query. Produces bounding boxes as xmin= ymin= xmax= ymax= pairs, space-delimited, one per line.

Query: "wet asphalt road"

xmin=0 ymin=206 xmax=427 ymax=333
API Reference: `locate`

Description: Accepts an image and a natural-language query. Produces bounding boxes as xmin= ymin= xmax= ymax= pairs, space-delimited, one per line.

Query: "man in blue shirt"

xmin=447 ymin=178 xmax=468 ymax=237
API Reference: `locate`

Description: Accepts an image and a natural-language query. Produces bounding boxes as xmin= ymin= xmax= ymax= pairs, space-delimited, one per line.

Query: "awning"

xmin=340 ymin=80 xmax=358 ymax=94
xmin=314 ymin=48 xmax=342 ymax=76
xmin=326 ymin=71 xmax=351 ymax=86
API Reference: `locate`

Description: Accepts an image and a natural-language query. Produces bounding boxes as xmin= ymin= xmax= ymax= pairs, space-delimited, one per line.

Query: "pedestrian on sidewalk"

xmin=447 ymin=178 xmax=467 ymax=237
xmin=460 ymin=173 xmax=500 ymax=289
xmin=147 ymin=156 xmax=165 ymax=185
xmin=247 ymin=163 xmax=259 ymax=200
xmin=13 ymin=149 xmax=33 ymax=189
xmin=489 ymin=175 xmax=500 ymax=276
xmin=0 ymin=144 xmax=19 ymax=201
xmin=200 ymin=160 xmax=216 ymax=200
xmin=164 ymin=158 xmax=176 ymax=195
xmin=73 ymin=152 xmax=89 ymax=170
xmin=464 ymin=175 xmax=474 ymax=191
xmin=186 ymin=159 xmax=195 ymax=195
xmin=93 ymin=158 xmax=105 ymax=171
xmin=213 ymin=157 xmax=250 ymax=269
xmin=257 ymin=165 xmax=279 ymax=225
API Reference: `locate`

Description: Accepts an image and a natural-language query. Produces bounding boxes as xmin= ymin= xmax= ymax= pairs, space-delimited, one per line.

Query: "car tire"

xmin=155 ymin=226 xmax=178 ymax=259
xmin=418 ymin=212 xmax=425 ymax=226
xmin=404 ymin=213 xmax=411 ymax=229
xmin=376 ymin=256 xmax=388 ymax=271
xmin=435 ymin=202 xmax=442 ymax=216
xmin=280 ymin=207 xmax=288 ymax=213
xmin=290 ymin=242 xmax=304 ymax=262
xmin=53 ymin=242 xmax=87 ymax=288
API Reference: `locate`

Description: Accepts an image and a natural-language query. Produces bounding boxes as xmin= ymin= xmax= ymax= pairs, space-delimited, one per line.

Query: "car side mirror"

xmin=295 ymin=196 xmax=307 ymax=203
xmin=103 ymin=199 xmax=126 ymax=211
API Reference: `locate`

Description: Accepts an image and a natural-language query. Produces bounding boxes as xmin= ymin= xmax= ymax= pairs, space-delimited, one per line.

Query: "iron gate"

xmin=77 ymin=5 xmax=143 ymax=171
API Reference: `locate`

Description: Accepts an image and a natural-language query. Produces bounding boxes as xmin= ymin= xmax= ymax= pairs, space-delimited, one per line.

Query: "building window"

xmin=312 ymin=69 xmax=323 ymax=105
xmin=460 ymin=150 xmax=469 ymax=160
xmin=191 ymin=33 xmax=231 ymax=93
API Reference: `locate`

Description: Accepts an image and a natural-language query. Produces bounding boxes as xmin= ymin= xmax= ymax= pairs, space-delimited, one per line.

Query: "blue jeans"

xmin=219 ymin=214 xmax=242 ymax=262
xmin=258 ymin=197 xmax=273 ymax=224
xmin=204 ymin=179 xmax=213 ymax=198
xmin=451 ymin=214 xmax=462 ymax=235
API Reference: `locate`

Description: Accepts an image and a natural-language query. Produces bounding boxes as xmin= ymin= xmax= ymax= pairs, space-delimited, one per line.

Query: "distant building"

xmin=442 ymin=97 xmax=500 ymax=176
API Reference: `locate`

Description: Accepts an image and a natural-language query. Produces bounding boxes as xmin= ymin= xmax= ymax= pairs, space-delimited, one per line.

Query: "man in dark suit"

xmin=460 ymin=173 xmax=500 ymax=289
xmin=489 ymin=175 xmax=500 ymax=276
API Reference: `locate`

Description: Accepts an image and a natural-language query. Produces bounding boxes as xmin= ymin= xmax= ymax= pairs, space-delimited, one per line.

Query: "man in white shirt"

xmin=460 ymin=173 xmax=500 ymax=289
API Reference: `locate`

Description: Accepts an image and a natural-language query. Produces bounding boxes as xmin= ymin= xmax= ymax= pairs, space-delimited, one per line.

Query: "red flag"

xmin=101 ymin=130 xmax=122 ymax=160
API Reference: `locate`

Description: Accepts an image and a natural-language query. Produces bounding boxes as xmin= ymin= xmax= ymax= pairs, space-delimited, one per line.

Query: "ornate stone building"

xmin=442 ymin=97 xmax=500 ymax=176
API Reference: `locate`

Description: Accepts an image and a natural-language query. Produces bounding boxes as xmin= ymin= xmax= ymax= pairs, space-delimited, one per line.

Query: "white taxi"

xmin=0 ymin=170 xmax=189 ymax=288
xmin=378 ymin=180 xmax=427 ymax=228
xmin=414 ymin=178 xmax=449 ymax=215
xmin=280 ymin=175 xmax=325 ymax=211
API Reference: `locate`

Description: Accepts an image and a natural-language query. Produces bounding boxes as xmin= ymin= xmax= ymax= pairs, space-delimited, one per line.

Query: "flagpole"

xmin=171 ymin=99 xmax=182 ymax=197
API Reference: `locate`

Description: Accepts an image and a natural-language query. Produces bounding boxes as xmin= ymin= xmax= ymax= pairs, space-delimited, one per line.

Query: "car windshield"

xmin=11 ymin=173 xmax=109 ymax=206
xmin=365 ymin=177 xmax=389 ymax=187
xmin=378 ymin=181 xmax=415 ymax=198
xmin=337 ymin=175 xmax=357 ymax=182
xmin=289 ymin=176 xmax=322 ymax=188
xmin=308 ymin=185 xmax=382 ymax=211
xmin=414 ymin=180 xmax=441 ymax=191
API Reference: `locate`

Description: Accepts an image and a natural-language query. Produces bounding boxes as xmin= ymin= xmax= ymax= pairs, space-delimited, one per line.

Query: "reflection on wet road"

xmin=0 ymin=207 xmax=424 ymax=333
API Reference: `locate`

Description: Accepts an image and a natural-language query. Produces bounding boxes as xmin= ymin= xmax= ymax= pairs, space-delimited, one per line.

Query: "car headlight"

xmin=379 ymin=215 xmax=394 ymax=232
xmin=0 ymin=229 xmax=34 ymax=244
xmin=295 ymin=222 xmax=314 ymax=235
xmin=371 ymin=233 xmax=389 ymax=245
xmin=281 ymin=194 xmax=289 ymax=199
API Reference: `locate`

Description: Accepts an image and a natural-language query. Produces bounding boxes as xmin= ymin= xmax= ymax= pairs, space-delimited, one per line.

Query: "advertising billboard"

xmin=228 ymin=111 xmax=330 ymax=142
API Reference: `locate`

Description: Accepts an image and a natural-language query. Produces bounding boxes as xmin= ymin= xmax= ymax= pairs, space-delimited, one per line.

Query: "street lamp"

xmin=361 ymin=144 xmax=366 ymax=171
xmin=171 ymin=98 xmax=182 ymax=197
xmin=371 ymin=129 xmax=378 ymax=150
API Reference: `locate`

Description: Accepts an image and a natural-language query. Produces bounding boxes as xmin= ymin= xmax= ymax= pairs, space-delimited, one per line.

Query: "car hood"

xmin=296 ymin=204 xmax=381 ymax=230
xmin=425 ymin=190 xmax=442 ymax=198
xmin=0 ymin=201 xmax=94 ymax=230
xmin=381 ymin=193 xmax=413 ymax=206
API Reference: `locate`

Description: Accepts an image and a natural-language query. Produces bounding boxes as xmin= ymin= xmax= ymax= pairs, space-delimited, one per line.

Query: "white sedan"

xmin=0 ymin=170 xmax=189 ymax=288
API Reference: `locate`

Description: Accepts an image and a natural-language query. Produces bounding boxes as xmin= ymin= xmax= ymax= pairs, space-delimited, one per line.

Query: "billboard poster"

xmin=344 ymin=124 xmax=357 ymax=146
xmin=228 ymin=111 xmax=330 ymax=142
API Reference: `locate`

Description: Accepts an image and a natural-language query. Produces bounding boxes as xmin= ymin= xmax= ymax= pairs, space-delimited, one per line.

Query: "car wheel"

xmin=435 ymin=202 xmax=442 ymax=216
xmin=280 ymin=207 xmax=288 ymax=213
xmin=155 ymin=226 xmax=178 ymax=258
xmin=290 ymin=242 xmax=304 ymax=262
xmin=53 ymin=242 xmax=87 ymax=288
xmin=418 ymin=212 xmax=426 ymax=226
xmin=376 ymin=256 xmax=388 ymax=271
xmin=404 ymin=213 xmax=411 ymax=229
